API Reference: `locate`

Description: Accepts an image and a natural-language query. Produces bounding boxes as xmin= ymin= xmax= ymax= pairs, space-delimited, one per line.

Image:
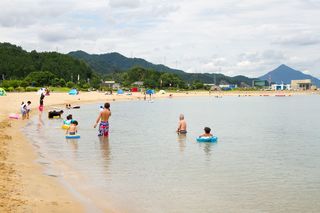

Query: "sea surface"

xmin=24 ymin=95 xmax=320 ymax=213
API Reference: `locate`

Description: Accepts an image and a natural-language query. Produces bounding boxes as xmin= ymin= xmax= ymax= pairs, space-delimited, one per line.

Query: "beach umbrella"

xmin=0 ymin=88 xmax=6 ymax=96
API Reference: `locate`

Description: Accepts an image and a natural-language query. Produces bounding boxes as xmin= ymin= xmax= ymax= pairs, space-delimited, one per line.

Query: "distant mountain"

xmin=259 ymin=64 xmax=320 ymax=87
xmin=69 ymin=50 xmax=256 ymax=85
xmin=68 ymin=50 xmax=185 ymax=75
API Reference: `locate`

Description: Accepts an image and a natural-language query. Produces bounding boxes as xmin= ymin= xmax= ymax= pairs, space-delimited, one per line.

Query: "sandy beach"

xmin=0 ymin=90 xmax=318 ymax=212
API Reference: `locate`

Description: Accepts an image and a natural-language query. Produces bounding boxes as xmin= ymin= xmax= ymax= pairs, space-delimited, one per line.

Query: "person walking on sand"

xmin=39 ymin=89 xmax=45 ymax=114
xmin=94 ymin=102 xmax=111 ymax=137
xmin=176 ymin=114 xmax=187 ymax=134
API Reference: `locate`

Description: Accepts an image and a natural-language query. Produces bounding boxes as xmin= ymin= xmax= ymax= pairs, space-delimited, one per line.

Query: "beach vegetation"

xmin=66 ymin=81 xmax=75 ymax=88
xmin=24 ymin=71 xmax=56 ymax=87
xmin=0 ymin=42 xmax=260 ymax=91
xmin=25 ymin=87 xmax=38 ymax=92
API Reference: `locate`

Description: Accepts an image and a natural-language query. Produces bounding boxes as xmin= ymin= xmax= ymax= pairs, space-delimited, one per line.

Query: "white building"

xmin=271 ymin=84 xmax=291 ymax=90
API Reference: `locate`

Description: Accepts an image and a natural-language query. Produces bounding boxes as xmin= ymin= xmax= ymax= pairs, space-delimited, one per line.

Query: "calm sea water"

xmin=24 ymin=95 xmax=320 ymax=213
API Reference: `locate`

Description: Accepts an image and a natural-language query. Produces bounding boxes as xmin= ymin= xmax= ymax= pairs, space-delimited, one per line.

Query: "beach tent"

xmin=0 ymin=88 xmax=6 ymax=96
xmin=146 ymin=89 xmax=155 ymax=95
xmin=131 ymin=87 xmax=138 ymax=92
xmin=68 ymin=89 xmax=78 ymax=95
xmin=117 ymin=89 xmax=124 ymax=94
xmin=159 ymin=90 xmax=166 ymax=94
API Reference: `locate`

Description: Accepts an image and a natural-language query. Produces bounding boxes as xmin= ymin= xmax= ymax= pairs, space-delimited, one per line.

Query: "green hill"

xmin=0 ymin=42 xmax=94 ymax=82
xmin=69 ymin=50 xmax=256 ymax=86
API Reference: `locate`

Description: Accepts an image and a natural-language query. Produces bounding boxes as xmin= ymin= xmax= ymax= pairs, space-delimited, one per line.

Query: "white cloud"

xmin=0 ymin=0 xmax=320 ymax=78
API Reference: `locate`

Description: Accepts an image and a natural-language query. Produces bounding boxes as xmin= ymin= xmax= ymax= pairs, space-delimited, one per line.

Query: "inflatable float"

xmin=66 ymin=134 xmax=80 ymax=139
xmin=196 ymin=136 xmax=218 ymax=143
xmin=9 ymin=113 xmax=19 ymax=119
xmin=61 ymin=124 xmax=70 ymax=130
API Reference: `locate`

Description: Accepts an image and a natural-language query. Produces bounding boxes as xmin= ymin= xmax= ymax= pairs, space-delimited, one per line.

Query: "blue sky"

xmin=0 ymin=0 xmax=319 ymax=78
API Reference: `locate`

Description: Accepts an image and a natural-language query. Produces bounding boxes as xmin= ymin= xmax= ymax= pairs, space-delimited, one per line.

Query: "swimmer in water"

xmin=176 ymin=114 xmax=187 ymax=134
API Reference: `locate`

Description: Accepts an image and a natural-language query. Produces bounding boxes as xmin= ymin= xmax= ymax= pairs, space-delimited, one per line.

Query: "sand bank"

xmin=0 ymin=90 xmax=318 ymax=212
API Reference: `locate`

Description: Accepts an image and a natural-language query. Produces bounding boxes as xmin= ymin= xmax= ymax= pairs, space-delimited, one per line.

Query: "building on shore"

xmin=133 ymin=81 xmax=144 ymax=87
xmin=252 ymin=80 xmax=269 ymax=88
xmin=219 ymin=84 xmax=237 ymax=90
xmin=291 ymin=79 xmax=312 ymax=90
xmin=271 ymin=83 xmax=291 ymax=90
xmin=205 ymin=84 xmax=220 ymax=91
xmin=101 ymin=81 xmax=121 ymax=90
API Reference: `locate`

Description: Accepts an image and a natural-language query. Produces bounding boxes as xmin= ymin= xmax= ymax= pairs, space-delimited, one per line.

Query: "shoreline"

xmin=0 ymin=90 xmax=318 ymax=212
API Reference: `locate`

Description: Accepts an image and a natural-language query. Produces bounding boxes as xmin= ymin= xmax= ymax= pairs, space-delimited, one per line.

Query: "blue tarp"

xmin=146 ymin=89 xmax=155 ymax=95
xmin=117 ymin=89 xmax=124 ymax=94
xmin=68 ymin=89 xmax=78 ymax=95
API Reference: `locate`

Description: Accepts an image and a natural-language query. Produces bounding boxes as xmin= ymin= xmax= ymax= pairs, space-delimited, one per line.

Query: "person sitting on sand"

xmin=66 ymin=120 xmax=78 ymax=135
xmin=94 ymin=102 xmax=111 ymax=137
xmin=177 ymin=114 xmax=187 ymax=134
xmin=199 ymin=127 xmax=213 ymax=137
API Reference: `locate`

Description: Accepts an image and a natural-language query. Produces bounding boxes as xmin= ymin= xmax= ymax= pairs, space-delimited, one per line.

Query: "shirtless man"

xmin=94 ymin=102 xmax=111 ymax=137
xmin=176 ymin=114 xmax=187 ymax=134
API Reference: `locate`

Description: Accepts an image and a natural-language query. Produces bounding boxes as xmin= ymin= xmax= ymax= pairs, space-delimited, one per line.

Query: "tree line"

xmin=0 ymin=42 xmax=211 ymax=91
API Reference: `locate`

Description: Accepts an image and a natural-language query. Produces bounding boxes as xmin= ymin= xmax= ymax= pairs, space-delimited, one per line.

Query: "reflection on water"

xmin=99 ymin=137 xmax=111 ymax=172
xmin=24 ymin=96 xmax=320 ymax=213
xmin=199 ymin=141 xmax=217 ymax=157
xmin=66 ymin=139 xmax=78 ymax=158
xmin=177 ymin=134 xmax=186 ymax=152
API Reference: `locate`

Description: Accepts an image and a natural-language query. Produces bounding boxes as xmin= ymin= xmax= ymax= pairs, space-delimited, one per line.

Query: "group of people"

xmin=20 ymin=101 xmax=31 ymax=120
xmin=63 ymin=102 xmax=111 ymax=137
xmin=177 ymin=114 xmax=213 ymax=138
xmin=64 ymin=103 xmax=212 ymax=138
xmin=36 ymin=97 xmax=210 ymax=139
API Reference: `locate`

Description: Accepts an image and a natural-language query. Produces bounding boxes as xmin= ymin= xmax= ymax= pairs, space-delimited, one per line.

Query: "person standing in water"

xmin=94 ymin=102 xmax=111 ymax=137
xmin=176 ymin=114 xmax=187 ymax=134
xmin=39 ymin=89 xmax=46 ymax=115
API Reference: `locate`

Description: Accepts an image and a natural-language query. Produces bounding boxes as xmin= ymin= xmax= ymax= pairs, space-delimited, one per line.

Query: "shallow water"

xmin=24 ymin=95 xmax=320 ymax=212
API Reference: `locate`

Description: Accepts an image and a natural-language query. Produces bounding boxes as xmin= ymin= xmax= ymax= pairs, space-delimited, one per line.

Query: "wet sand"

xmin=0 ymin=90 xmax=318 ymax=212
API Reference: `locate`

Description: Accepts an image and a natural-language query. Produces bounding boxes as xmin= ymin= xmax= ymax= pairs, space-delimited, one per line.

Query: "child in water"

xmin=26 ymin=101 xmax=31 ymax=119
xmin=199 ymin=127 xmax=213 ymax=137
xmin=66 ymin=120 xmax=78 ymax=135
xmin=64 ymin=114 xmax=73 ymax=125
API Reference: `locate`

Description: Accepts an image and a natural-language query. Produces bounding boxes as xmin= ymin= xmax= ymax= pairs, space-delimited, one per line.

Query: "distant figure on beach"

xmin=99 ymin=106 xmax=104 ymax=111
xmin=66 ymin=104 xmax=71 ymax=109
xmin=66 ymin=120 xmax=78 ymax=135
xmin=176 ymin=114 xmax=187 ymax=134
xmin=26 ymin=101 xmax=31 ymax=119
xmin=94 ymin=102 xmax=111 ymax=137
xmin=39 ymin=89 xmax=46 ymax=115
xmin=199 ymin=127 xmax=213 ymax=137
xmin=21 ymin=102 xmax=27 ymax=120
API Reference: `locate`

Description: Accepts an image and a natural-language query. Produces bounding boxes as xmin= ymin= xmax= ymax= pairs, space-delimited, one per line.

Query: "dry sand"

xmin=0 ymin=90 xmax=318 ymax=212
